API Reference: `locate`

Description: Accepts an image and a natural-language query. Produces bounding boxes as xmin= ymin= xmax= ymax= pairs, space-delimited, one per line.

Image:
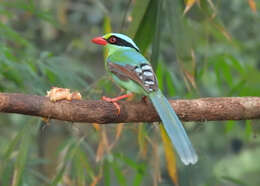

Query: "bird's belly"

xmin=111 ymin=74 xmax=147 ymax=95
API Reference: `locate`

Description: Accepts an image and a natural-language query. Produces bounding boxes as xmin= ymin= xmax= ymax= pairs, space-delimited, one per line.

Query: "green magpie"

xmin=92 ymin=33 xmax=198 ymax=165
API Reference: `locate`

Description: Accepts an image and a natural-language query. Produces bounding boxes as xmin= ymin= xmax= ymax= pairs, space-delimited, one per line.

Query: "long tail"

xmin=149 ymin=90 xmax=198 ymax=165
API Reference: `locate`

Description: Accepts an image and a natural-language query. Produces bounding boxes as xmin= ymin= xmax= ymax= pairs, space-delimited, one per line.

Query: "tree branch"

xmin=0 ymin=93 xmax=259 ymax=123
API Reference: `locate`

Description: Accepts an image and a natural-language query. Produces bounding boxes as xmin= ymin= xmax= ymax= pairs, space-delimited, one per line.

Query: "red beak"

xmin=91 ymin=37 xmax=107 ymax=45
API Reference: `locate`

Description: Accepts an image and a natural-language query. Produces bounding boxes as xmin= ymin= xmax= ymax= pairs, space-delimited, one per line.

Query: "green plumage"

xmin=107 ymin=49 xmax=150 ymax=95
xmin=94 ymin=33 xmax=198 ymax=165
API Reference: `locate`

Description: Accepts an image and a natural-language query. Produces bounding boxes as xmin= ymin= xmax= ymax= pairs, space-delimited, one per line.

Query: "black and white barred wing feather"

xmin=108 ymin=62 xmax=158 ymax=93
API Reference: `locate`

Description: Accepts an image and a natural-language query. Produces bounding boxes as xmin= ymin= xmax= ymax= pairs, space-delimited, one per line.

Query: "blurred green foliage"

xmin=0 ymin=0 xmax=260 ymax=185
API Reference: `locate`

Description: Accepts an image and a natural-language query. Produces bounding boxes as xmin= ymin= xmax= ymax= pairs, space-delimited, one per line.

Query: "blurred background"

xmin=0 ymin=0 xmax=260 ymax=185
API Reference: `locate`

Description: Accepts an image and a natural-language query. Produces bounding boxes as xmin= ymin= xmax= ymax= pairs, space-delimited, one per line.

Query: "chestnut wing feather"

xmin=108 ymin=62 xmax=158 ymax=92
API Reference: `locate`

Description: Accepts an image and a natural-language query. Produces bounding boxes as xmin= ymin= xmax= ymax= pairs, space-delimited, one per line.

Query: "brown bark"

xmin=0 ymin=93 xmax=259 ymax=123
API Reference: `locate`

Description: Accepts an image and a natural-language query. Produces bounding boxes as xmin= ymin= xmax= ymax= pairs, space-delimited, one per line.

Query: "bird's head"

xmin=92 ymin=33 xmax=140 ymax=55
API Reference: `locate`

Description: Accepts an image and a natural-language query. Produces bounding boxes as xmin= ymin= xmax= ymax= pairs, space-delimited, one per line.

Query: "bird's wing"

xmin=107 ymin=61 xmax=158 ymax=93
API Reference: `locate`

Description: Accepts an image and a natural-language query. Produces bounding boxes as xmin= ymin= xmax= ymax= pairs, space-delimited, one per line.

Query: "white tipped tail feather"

xmin=149 ymin=90 xmax=198 ymax=165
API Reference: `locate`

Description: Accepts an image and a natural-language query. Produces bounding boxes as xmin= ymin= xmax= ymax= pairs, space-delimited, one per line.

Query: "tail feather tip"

xmin=182 ymin=155 xmax=198 ymax=166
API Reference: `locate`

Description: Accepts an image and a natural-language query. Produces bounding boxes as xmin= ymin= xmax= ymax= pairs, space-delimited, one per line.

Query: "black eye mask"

xmin=106 ymin=36 xmax=140 ymax=52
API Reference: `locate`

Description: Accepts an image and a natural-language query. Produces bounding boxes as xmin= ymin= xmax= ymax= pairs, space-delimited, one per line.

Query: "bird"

xmin=92 ymin=33 xmax=198 ymax=165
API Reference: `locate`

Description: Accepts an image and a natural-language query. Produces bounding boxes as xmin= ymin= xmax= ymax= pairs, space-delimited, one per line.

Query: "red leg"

xmin=142 ymin=96 xmax=149 ymax=104
xmin=102 ymin=93 xmax=133 ymax=102
xmin=102 ymin=93 xmax=133 ymax=114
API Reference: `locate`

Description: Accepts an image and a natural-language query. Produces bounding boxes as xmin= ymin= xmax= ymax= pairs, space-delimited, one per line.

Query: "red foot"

xmin=142 ymin=96 xmax=149 ymax=104
xmin=102 ymin=93 xmax=133 ymax=115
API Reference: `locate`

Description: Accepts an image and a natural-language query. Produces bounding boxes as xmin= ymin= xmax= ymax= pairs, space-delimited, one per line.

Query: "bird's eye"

xmin=109 ymin=37 xmax=117 ymax=43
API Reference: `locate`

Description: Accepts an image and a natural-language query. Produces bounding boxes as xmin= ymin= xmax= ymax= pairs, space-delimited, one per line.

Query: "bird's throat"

xmin=105 ymin=44 xmax=119 ymax=56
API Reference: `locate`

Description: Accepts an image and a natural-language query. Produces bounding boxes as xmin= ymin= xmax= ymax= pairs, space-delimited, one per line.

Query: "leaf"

xmin=245 ymin=120 xmax=252 ymax=140
xmin=51 ymin=138 xmax=84 ymax=186
xmin=114 ymin=153 xmax=146 ymax=186
xmin=96 ymin=130 xmax=109 ymax=162
xmin=108 ymin=123 xmax=124 ymax=151
xmin=127 ymin=0 xmax=151 ymax=38
xmin=92 ymin=123 xmax=101 ymax=131
xmin=3 ymin=129 xmax=24 ymax=161
xmin=50 ymin=165 xmax=67 ymax=186
xmin=138 ymin=124 xmax=147 ymax=158
xmin=156 ymin=62 xmax=164 ymax=91
xmin=0 ymin=22 xmax=31 ymax=47
xmin=225 ymin=55 xmax=245 ymax=76
xmin=183 ymin=69 xmax=197 ymax=90
xmin=73 ymin=149 xmax=86 ymax=186
xmin=159 ymin=125 xmax=179 ymax=186
xmin=12 ymin=123 xmax=32 ymax=186
xmin=132 ymin=165 xmax=146 ymax=186
xmin=151 ymin=0 xmax=162 ymax=68
xmin=1 ymin=162 xmax=14 ymax=186
xmin=165 ymin=71 xmax=176 ymax=97
xmin=184 ymin=0 xmax=197 ymax=15
xmin=90 ymin=168 xmax=102 ymax=186
xmin=225 ymin=120 xmax=235 ymax=133
xmin=166 ymin=0 xmax=197 ymax=90
xmin=156 ymin=61 xmax=182 ymax=96
xmin=115 ymin=123 xmax=124 ymax=140
xmin=248 ymin=0 xmax=257 ymax=13
xmin=218 ymin=59 xmax=232 ymax=86
xmin=214 ymin=23 xmax=232 ymax=42
xmin=128 ymin=0 xmax=157 ymax=54
xmin=103 ymin=15 xmax=112 ymax=59
xmin=103 ymin=160 xmax=111 ymax=186
xmin=96 ymin=138 xmax=105 ymax=163
xmin=213 ymin=55 xmax=236 ymax=89
xmin=228 ymin=79 xmax=246 ymax=96
xmin=151 ymin=141 xmax=161 ymax=186
xmin=221 ymin=176 xmax=247 ymax=186
xmin=57 ymin=0 xmax=68 ymax=25
xmin=112 ymin=162 xmax=127 ymax=186
xmin=115 ymin=153 xmax=140 ymax=170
